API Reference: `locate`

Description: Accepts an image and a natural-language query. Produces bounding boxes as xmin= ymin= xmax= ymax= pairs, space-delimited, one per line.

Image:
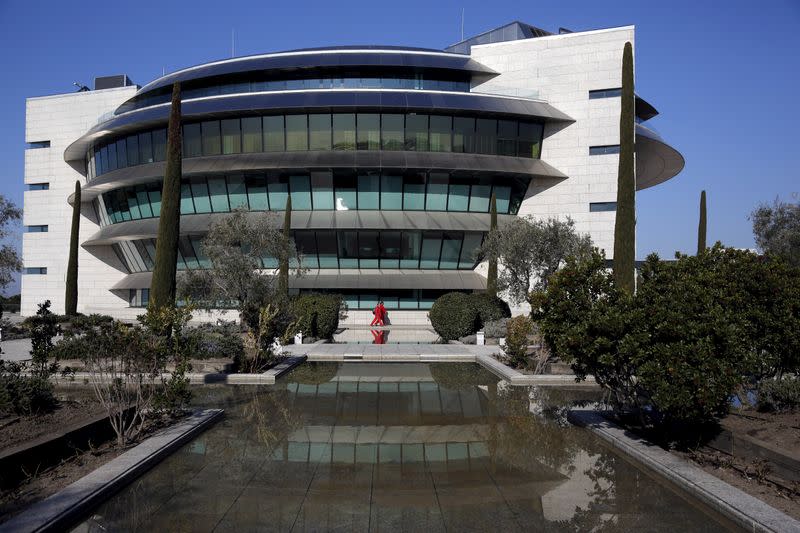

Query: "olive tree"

xmin=479 ymin=216 xmax=592 ymax=304
xmin=0 ymin=195 xmax=22 ymax=295
xmin=750 ymin=197 xmax=800 ymax=267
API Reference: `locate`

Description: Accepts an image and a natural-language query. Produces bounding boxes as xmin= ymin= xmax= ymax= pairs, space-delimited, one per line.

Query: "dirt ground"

xmin=0 ymin=396 xmax=105 ymax=452
xmin=721 ymin=410 xmax=800 ymax=452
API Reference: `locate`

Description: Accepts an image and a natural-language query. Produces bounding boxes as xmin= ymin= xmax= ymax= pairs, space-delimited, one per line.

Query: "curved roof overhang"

xmin=635 ymin=123 xmax=684 ymax=190
xmin=84 ymin=211 xmax=517 ymax=246
xmin=75 ymin=151 xmax=566 ymax=202
xmin=111 ymin=269 xmax=487 ymax=291
xmin=64 ymin=90 xmax=574 ymax=163
xmin=133 ymin=49 xmax=497 ymax=96
xmin=634 ymin=94 xmax=659 ymax=121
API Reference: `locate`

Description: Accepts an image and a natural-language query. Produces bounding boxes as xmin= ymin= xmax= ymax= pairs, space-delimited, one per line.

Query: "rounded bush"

xmin=429 ymin=292 xmax=479 ymax=341
xmin=291 ymin=294 xmax=342 ymax=340
xmin=471 ymin=293 xmax=511 ymax=328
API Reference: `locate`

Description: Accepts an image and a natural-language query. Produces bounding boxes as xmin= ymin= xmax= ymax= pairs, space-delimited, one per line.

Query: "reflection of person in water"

xmin=370 ymin=329 xmax=387 ymax=344
xmin=370 ymin=300 xmax=387 ymax=326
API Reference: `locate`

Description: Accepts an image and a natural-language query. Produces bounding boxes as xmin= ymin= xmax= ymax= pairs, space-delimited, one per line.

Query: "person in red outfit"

xmin=377 ymin=300 xmax=387 ymax=326
xmin=370 ymin=300 xmax=387 ymax=326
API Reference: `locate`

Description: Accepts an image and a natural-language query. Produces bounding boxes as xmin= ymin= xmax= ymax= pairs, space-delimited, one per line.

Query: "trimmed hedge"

xmin=429 ymin=292 xmax=479 ymax=341
xmin=291 ymin=293 xmax=342 ymax=339
xmin=472 ymin=293 xmax=511 ymax=327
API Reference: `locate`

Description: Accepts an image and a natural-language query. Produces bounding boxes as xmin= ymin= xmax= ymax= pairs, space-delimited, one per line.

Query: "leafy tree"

xmin=28 ymin=300 xmax=61 ymax=378
xmin=65 ymin=181 xmax=81 ymax=315
xmin=613 ymin=41 xmax=636 ymax=294
xmin=479 ymin=216 xmax=592 ymax=305
xmin=697 ymin=190 xmax=706 ymax=254
xmin=486 ymin=192 xmax=498 ymax=297
xmin=150 ymin=82 xmax=182 ymax=309
xmin=278 ymin=196 xmax=292 ymax=297
xmin=750 ymin=197 xmax=800 ymax=266
xmin=0 ymin=194 xmax=22 ymax=294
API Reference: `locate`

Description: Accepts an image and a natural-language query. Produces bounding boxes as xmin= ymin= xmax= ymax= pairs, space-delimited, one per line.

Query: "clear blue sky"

xmin=1 ymin=0 xmax=798 ymax=296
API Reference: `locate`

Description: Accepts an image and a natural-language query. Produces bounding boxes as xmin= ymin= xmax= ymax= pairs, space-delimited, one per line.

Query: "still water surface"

xmin=72 ymin=363 xmax=737 ymax=532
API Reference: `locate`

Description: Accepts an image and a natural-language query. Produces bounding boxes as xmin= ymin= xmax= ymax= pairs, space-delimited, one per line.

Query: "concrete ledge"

xmin=263 ymin=355 xmax=307 ymax=383
xmin=568 ymin=409 xmax=800 ymax=533
xmin=2 ymin=408 xmax=224 ymax=533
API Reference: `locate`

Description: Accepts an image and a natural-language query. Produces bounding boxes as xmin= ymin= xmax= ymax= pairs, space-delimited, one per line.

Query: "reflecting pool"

xmin=72 ymin=363 xmax=738 ymax=532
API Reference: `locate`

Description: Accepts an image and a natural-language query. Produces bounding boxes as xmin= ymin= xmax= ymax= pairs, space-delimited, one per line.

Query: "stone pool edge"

xmin=568 ymin=408 xmax=800 ymax=533
xmin=2 ymin=408 xmax=224 ymax=533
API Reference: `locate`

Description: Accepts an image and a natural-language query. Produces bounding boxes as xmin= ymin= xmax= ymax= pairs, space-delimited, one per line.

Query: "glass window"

xmin=126 ymin=188 xmax=141 ymax=219
xmin=191 ymin=236 xmax=210 ymax=268
xmin=439 ymin=233 xmax=462 ymax=269
xmin=475 ymin=119 xmax=497 ymax=155
xmin=429 ymin=116 xmax=452 ymax=152
xmin=380 ymin=175 xmax=402 ymax=210
xmin=241 ymin=117 xmax=263 ymax=153
xmin=405 ymin=114 xmax=428 ymax=151
xmin=403 ymin=173 xmax=425 ymax=210
xmin=469 ymin=180 xmax=492 ymax=212
xmin=264 ymin=116 xmax=285 ymax=152
xmin=180 ymin=183 xmax=195 ymax=214
xmin=448 ymin=179 xmax=470 ymax=212
xmin=426 ymin=173 xmax=448 ymax=211
xmin=135 ymin=185 xmax=152 ymax=218
xmin=295 ymin=232 xmax=318 ymax=269
xmin=201 ymin=121 xmax=221 ymax=156
xmin=357 ymin=174 xmax=379 ymax=210
xmin=268 ymin=175 xmax=289 ymax=209
xmin=338 ymin=231 xmax=359 ymax=268
xmin=311 ymin=172 xmax=334 ymax=210
xmin=116 ymin=139 xmax=127 ymax=168
xmin=381 ymin=114 xmax=404 ymax=150
xmin=308 ymin=114 xmax=331 ymax=150
xmin=494 ymin=185 xmax=512 ymax=214
xmin=178 ymin=237 xmax=200 ymax=269
xmin=332 ymin=114 xmax=356 ymax=150
xmin=285 ymin=115 xmax=308 ymax=151
xmin=227 ymin=175 xmax=248 ymax=209
xmin=452 ymin=117 xmax=475 ymax=153
xmin=99 ymin=145 xmax=108 ymax=174
xmin=497 ymin=120 xmax=517 ymax=156
xmin=107 ymin=142 xmax=117 ymax=171
xmin=190 ymin=178 xmax=212 ymax=213
xmin=316 ymin=230 xmax=338 ymax=268
xmin=335 ymin=173 xmax=357 ymax=210
xmin=589 ymin=145 xmax=620 ymax=155
xmin=518 ymin=122 xmax=543 ymax=158
xmin=221 ymin=119 xmax=241 ymax=154
xmin=420 ymin=232 xmax=443 ymax=269
xmin=289 ymin=175 xmax=312 ymax=210
xmin=400 ymin=231 xmax=421 ymax=268
xmin=380 ymin=231 xmax=401 ymax=269
xmin=152 ymin=129 xmax=167 ymax=161
xmin=590 ymin=202 xmax=617 ymax=212
xmin=208 ymin=177 xmax=229 ymax=212
xmin=459 ymin=233 xmax=483 ymax=268
xmin=183 ymin=123 xmax=202 ymax=157
xmin=359 ymin=231 xmax=379 ymax=268
xmin=246 ymin=175 xmax=268 ymax=210
xmin=126 ymin=135 xmax=139 ymax=165
xmin=147 ymin=183 xmax=162 ymax=216
xmin=357 ymin=114 xmax=380 ymax=150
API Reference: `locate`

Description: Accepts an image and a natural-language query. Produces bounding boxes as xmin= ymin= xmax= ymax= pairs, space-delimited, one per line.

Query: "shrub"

xmin=290 ymin=294 xmax=342 ymax=340
xmin=0 ymin=360 xmax=57 ymax=416
xmin=758 ymin=378 xmax=800 ymax=412
xmin=483 ymin=318 xmax=510 ymax=339
xmin=183 ymin=323 xmax=245 ymax=360
xmin=429 ymin=292 xmax=479 ymax=341
xmin=504 ymin=316 xmax=533 ymax=369
xmin=52 ymin=336 xmax=92 ymax=361
xmin=472 ymin=293 xmax=511 ymax=328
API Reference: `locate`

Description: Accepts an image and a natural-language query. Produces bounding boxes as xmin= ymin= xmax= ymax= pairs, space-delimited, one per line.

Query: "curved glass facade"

xmin=97 ymin=171 xmax=529 ymax=225
xmin=87 ymin=113 xmax=544 ymax=180
xmin=112 ymin=230 xmax=483 ymax=274
xmin=117 ymin=74 xmax=471 ymax=115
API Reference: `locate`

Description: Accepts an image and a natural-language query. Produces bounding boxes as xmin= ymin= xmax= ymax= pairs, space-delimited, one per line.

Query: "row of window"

xmin=589 ymin=145 xmax=621 ymax=155
xmin=98 ymin=172 xmax=527 ymax=226
xmin=25 ymin=267 xmax=47 ymax=275
xmin=27 ymin=183 xmax=50 ymax=191
xmin=26 ymin=141 xmax=50 ymax=149
xmin=25 ymin=225 xmax=48 ymax=233
xmin=87 ymin=113 xmax=545 ymax=179
xmin=113 ymin=229 xmax=483 ymax=276
xmin=588 ymin=88 xmax=622 ymax=99
xmin=117 ymin=74 xmax=472 ymax=114
xmin=589 ymin=202 xmax=617 ymax=212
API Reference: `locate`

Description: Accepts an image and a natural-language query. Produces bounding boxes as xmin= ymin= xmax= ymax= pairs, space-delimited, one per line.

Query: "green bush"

xmin=472 ymin=293 xmax=511 ymax=328
xmin=429 ymin=292 xmax=479 ymax=341
xmin=183 ymin=323 xmax=245 ymax=360
xmin=758 ymin=378 xmax=800 ymax=412
xmin=52 ymin=336 xmax=92 ymax=360
xmin=483 ymin=318 xmax=510 ymax=339
xmin=504 ymin=316 xmax=533 ymax=369
xmin=290 ymin=294 xmax=342 ymax=340
xmin=0 ymin=361 xmax=57 ymax=416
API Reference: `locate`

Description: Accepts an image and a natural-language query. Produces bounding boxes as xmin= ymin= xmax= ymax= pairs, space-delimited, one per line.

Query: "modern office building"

xmin=21 ymin=21 xmax=683 ymax=322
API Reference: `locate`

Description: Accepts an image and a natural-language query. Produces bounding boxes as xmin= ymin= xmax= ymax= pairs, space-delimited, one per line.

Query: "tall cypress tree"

xmin=150 ymin=82 xmax=182 ymax=309
xmin=697 ymin=190 xmax=707 ymax=255
xmin=612 ymin=41 xmax=636 ymax=294
xmin=486 ymin=192 xmax=498 ymax=298
xmin=278 ymin=196 xmax=292 ymax=297
xmin=65 ymin=180 xmax=81 ymax=315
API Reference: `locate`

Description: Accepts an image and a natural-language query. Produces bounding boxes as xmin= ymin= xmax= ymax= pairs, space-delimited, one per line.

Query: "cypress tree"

xmin=65 ymin=180 xmax=81 ymax=315
xmin=697 ymin=190 xmax=707 ymax=255
xmin=612 ymin=41 xmax=636 ymax=294
xmin=278 ymin=196 xmax=292 ymax=297
xmin=150 ymin=82 xmax=182 ymax=309
xmin=487 ymin=192 xmax=498 ymax=298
